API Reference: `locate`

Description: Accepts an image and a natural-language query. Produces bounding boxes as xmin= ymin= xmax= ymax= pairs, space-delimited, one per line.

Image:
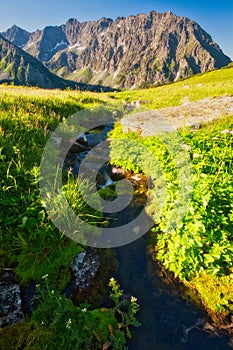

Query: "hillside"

xmin=108 ymin=65 xmax=233 ymax=330
xmin=0 ymin=35 xmax=116 ymax=91
xmin=111 ymin=64 xmax=233 ymax=108
xmin=0 ymin=35 xmax=75 ymax=89
xmin=2 ymin=11 xmax=231 ymax=89
xmin=0 ymin=64 xmax=233 ymax=348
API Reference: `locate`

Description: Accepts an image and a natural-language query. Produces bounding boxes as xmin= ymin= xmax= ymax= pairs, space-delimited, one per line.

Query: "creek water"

xmin=101 ymin=187 xmax=232 ymax=349
xmin=114 ymin=233 xmax=232 ymax=350
xmin=68 ymin=125 xmax=232 ymax=350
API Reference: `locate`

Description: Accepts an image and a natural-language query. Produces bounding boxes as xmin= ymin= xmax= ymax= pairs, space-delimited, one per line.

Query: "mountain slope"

xmin=2 ymin=11 xmax=231 ymax=89
xmin=0 ymin=35 xmax=115 ymax=91
xmin=0 ymin=34 xmax=76 ymax=88
xmin=2 ymin=25 xmax=30 ymax=48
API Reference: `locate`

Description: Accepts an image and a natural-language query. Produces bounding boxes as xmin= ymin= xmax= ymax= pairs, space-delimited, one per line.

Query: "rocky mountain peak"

xmin=2 ymin=25 xmax=30 ymax=48
xmin=1 ymin=11 xmax=231 ymax=89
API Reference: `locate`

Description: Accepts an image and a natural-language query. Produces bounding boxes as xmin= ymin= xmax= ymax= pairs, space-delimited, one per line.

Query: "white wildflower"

xmin=82 ymin=308 xmax=87 ymax=312
xmin=193 ymin=153 xmax=201 ymax=158
xmin=42 ymin=274 xmax=48 ymax=279
xmin=131 ymin=296 xmax=137 ymax=303
xmin=66 ymin=318 xmax=72 ymax=329
xmin=221 ymin=129 xmax=230 ymax=134
xmin=181 ymin=144 xmax=191 ymax=151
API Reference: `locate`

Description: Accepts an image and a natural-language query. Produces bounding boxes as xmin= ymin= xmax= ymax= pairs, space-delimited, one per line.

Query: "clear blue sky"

xmin=0 ymin=0 xmax=232 ymax=59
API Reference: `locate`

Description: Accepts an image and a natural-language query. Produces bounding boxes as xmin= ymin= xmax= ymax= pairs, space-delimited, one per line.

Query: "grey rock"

xmin=3 ymin=11 xmax=231 ymax=89
xmin=70 ymin=250 xmax=100 ymax=291
xmin=0 ymin=34 xmax=116 ymax=91
xmin=121 ymin=96 xmax=233 ymax=136
xmin=0 ymin=270 xmax=24 ymax=327
xmin=0 ymin=34 xmax=74 ymax=89
xmin=1 ymin=25 xmax=30 ymax=48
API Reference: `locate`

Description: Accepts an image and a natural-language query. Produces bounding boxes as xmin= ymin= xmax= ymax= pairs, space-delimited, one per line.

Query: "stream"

xmin=114 ymin=234 xmax=232 ymax=350
xmin=2 ymin=117 xmax=232 ymax=349
xmin=67 ymin=123 xmax=233 ymax=349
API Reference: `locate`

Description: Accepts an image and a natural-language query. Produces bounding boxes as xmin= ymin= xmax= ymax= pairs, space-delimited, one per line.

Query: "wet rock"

xmin=69 ymin=141 xmax=89 ymax=153
xmin=0 ymin=270 xmax=24 ymax=327
xmin=70 ymin=250 xmax=100 ymax=291
xmin=76 ymin=134 xmax=88 ymax=147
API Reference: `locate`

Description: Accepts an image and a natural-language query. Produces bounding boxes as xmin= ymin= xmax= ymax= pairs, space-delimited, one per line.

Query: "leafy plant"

xmin=109 ymin=116 xmax=233 ymax=318
xmin=0 ymin=277 xmax=140 ymax=350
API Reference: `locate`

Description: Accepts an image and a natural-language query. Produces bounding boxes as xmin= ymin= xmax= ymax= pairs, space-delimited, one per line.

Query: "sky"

xmin=0 ymin=0 xmax=232 ymax=59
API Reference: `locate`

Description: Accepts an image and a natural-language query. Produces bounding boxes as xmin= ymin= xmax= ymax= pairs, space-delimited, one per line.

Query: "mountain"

xmin=2 ymin=11 xmax=231 ymax=89
xmin=0 ymin=34 xmax=74 ymax=89
xmin=2 ymin=25 xmax=30 ymax=48
xmin=0 ymin=35 xmax=115 ymax=91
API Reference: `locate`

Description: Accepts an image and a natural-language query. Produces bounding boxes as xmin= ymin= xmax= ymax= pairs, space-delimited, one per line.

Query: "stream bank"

xmin=66 ymin=121 xmax=233 ymax=349
xmin=1 ymin=119 xmax=232 ymax=349
xmin=114 ymin=234 xmax=233 ymax=350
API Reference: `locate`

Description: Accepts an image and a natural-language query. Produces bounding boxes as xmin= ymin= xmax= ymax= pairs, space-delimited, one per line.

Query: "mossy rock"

xmin=73 ymin=249 xmax=118 ymax=308
xmin=185 ymin=273 xmax=233 ymax=326
xmin=98 ymin=186 xmax=118 ymax=201
xmin=0 ymin=321 xmax=47 ymax=350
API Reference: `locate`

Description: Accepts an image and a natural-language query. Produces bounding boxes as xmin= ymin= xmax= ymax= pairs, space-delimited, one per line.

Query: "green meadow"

xmin=0 ymin=64 xmax=233 ymax=347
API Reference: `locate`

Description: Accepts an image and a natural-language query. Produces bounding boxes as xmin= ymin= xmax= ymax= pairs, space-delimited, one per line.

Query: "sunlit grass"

xmin=110 ymin=65 xmax=233 ymax=109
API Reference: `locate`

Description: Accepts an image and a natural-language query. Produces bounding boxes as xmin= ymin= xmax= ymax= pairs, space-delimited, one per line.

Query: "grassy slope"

xmin=109 ymin=65 xmax=233 ymax=109
xmin=0 ymin=86 xmax=110 ymax=285
xmin=109 ymin=65 xmax=233 ymax=326
xmin=0 ymin=63 xmax=233 ymax=333
xmin=0 ymin=86 xmax=125 ymax=349
xmin=0 ymin=85 xmax=141 ymax=348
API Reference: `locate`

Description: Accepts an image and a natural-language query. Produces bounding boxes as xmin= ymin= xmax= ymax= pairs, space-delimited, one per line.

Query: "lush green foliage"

xmin=0 ymin=89 xmax=107 ymax=286
xmin=0 ymin=277 xmax=140 ymax=349
xmin=156 ymin=119 xmax=233 ymax=279
xmin=0 ymin=86 xmax=140 ymax=348
xmin=109 ymin=117 xmax=233 ymax=316
xmin=1 ymin=62 xmax=233 ymax=340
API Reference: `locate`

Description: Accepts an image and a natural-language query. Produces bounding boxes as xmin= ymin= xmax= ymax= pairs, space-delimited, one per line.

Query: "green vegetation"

xmin=68 ymin=67 xmax=93 ymax=83
xmin=108 ymin=65 xmax=233 ymax=324
xmin=110 ymin=115 xmax=233 ymax=322
xmin=0 ymin=85 xmax=139 ymax=348
xmin=0 ymin=277 xmax=140 ymax=349
xmin=110 ymin=64 xmax=233 ymax=109
xmin=0 ymin=87 xmax=108 ymax=286
xmin=1 ymin=63 xmax=233 ymax=346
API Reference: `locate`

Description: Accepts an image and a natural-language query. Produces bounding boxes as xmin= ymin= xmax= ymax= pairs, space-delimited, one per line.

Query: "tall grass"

xmin=110 ymin=65 xmax=233 ymax=109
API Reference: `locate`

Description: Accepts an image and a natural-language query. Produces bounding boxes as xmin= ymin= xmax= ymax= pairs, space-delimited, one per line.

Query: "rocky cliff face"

xmin=0 ymin=35 xmax=114 ymax=91
xmin=2 ymin=11 xmax=231 ymax=89
xmin=0 ymin=34 xmax=74 ymax=89
xmin=2 ymin=25 xmax=30 ymax=48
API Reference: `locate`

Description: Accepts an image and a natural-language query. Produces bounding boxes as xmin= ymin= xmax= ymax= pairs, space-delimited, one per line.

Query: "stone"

xmin=70 ymin=250 xmax=100 ymax=291
xmin=0 ymin=270 xmax=24 ymax=327
xmin=120 ymin=96 xmax=233 ymax=136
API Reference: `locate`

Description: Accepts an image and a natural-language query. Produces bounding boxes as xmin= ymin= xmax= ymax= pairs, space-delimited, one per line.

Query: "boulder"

xmin=70 ymin=250 xmax=100 ymax=291
xmin=0 ymin=270 xmax=24 ymax=327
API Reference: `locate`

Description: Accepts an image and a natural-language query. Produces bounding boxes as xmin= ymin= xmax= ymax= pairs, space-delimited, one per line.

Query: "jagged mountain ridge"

xmin=0 ymin=35 xmax=115 ymax=91
xmin=2 ymin=11 xmax=231 ymax=89
xmin=0 ymin=34 xmax=72 ymax=89
xmin=2 ymin=25 xmax=30 ymax=48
